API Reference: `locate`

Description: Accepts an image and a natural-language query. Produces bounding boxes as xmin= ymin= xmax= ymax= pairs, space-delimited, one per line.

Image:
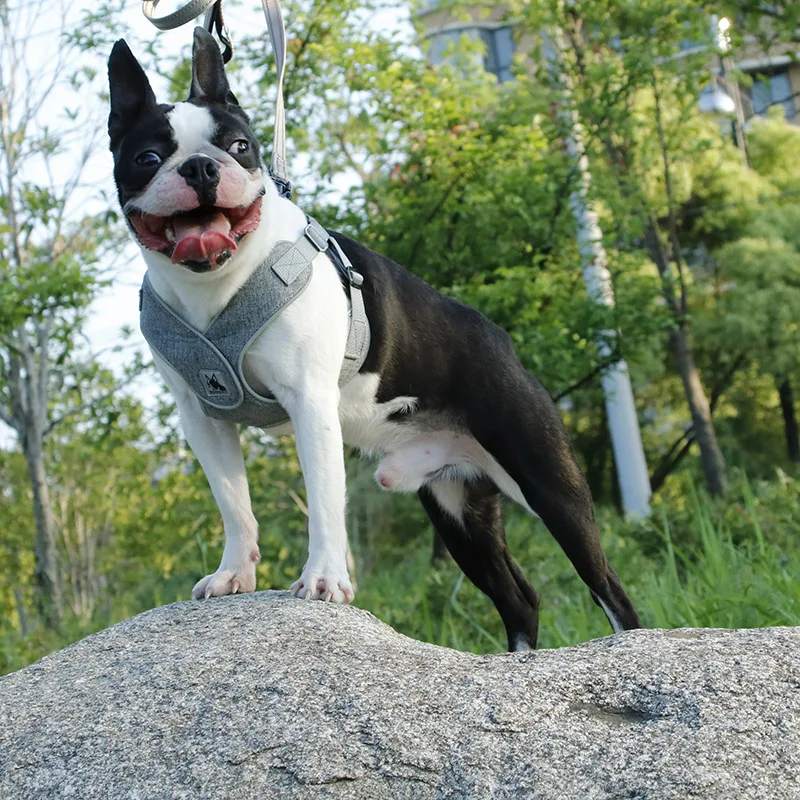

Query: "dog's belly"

xmin=337 ymin=374 xmax=531 ymax=508
xmin=372 ymin=431 xmax=486 ymax=492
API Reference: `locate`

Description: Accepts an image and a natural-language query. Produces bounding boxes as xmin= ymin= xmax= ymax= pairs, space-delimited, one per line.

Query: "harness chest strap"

xmin=139 ymin=217 xmax=370 ymax=428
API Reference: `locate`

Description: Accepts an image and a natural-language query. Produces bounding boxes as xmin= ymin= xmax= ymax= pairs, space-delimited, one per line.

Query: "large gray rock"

xmin=0 ymin=592 xmax=798 ymax=799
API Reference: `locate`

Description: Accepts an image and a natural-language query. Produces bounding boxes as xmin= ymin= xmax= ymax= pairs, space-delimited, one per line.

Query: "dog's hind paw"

xmin=192 ymin=565 xmax=257 ymax=600
xmin=290 ymin=564 xmax=354 ymax=604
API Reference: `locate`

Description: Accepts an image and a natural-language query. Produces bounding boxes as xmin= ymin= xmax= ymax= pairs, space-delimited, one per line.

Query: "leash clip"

xmin=304 ymin=217 xmax=364 ymax=290
xmin=269 ymin=169 xmax=293 ymax=200
xmin=347 ymin=269 xmax=364 ymax=288
xmin=329 ymin=238 xmax=363 ymax=288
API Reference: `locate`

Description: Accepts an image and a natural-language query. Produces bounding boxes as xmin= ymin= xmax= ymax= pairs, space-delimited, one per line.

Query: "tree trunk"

xmin=13 ymin=587 xmax=29 ymax=638
xmin=542 ymin=26 xmax=652 ymax=519
xmin=22 ymin=429 xmax=63 ymax=625
xmin=777 ymin=377 xmax=800 ymax=463
xmin=642 ymin=220 xmax=728 ymax=497
xmin=669 ymin=326 xmax=728 ymax=495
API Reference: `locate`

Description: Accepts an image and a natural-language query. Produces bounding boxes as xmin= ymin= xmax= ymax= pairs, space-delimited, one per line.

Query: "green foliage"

xmin=747 ymin=111 xmax=800 ymax=192
xmin=718 ymin=1 xmax=800 ymax=57
xmin=3 ymin=0 xmax=800 ymax=672
xmin=712 ymin=233 xmax=800 ymax=377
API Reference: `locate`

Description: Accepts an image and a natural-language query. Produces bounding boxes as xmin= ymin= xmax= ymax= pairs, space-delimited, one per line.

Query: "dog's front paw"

xmin=192 ymin=563 xmax=257 ymax=600
xmin=291 ymin=561 xmax=354 ymax=604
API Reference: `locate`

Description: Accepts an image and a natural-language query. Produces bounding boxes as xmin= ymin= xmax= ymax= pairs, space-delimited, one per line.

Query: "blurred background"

xmin=1 ymin=0 xmax=799 ymax=672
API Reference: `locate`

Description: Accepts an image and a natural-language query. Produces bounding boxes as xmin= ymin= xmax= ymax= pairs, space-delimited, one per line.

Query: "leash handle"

xmin=142 ymin=0 xmax=216 ymax=30
xmin=141 ymin=0 xmax=291 ymax=197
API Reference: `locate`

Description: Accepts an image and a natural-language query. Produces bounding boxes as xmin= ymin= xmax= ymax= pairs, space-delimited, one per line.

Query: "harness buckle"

xmin=304 ymin=219 xmax=330 ymax=252
xmin=328 ymin=236 xmax=358 ymax=284
xmin=349 ymin=269 xmax=364 ymax=288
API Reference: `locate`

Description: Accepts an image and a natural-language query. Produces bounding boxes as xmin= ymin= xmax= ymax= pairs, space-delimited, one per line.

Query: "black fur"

xmin=419 ymin=477 xmax=541 ymax=651
xmin=107 ymin=39 xmax=158 ymax=151
xmin=107 ymin=40 xmax=176 ymax=207
xmin=189 ymin=27 xmax=240 ymax=106
xmin=333 ymin=232 xmax=642 ymax=647
xmin=185 ymin=29 xmax=261 ymax=171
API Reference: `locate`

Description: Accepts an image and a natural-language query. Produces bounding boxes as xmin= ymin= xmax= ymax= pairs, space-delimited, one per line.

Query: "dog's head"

xmin=108 ymin=28 xmax=265 ymax=273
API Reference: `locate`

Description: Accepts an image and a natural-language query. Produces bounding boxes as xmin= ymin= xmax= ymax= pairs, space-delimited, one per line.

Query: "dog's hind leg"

xmin=520 ymin=474 xmax=641 ymax=634
xmin=418 ymin=477 xmax=540 ymax=651
xmin=468 ymin=372 xmax=642 ymax=635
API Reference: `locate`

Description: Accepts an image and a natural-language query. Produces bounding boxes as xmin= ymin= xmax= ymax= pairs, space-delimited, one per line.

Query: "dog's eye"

xmin=135 ymin=151 xmax=162 ymax=167
xmin=228 ymin=140 xmax=250 ymax=155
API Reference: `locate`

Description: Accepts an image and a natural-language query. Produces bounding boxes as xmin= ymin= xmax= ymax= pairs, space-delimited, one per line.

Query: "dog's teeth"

xmin=165 ymin=225 xmax=176 ymax=243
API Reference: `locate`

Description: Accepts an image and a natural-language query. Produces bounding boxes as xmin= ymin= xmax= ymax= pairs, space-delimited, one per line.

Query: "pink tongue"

xmin=171 ymin=211 xmax=236 ymax=266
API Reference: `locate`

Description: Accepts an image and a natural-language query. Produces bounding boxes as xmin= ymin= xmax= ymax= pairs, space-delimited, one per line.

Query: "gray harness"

xmin=139 ymin=216 xmax=370 ymax=428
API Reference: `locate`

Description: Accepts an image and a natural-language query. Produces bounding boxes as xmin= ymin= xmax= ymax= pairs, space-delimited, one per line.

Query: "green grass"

xmin=2 ymin=472 xmax=798 ymax=673
xmin=354 ymin=472 xmax=800 ymax=652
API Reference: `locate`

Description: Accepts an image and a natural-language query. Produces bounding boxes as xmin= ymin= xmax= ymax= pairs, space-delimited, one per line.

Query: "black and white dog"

xmin=108 ymin=29 xmax=641 ymax=650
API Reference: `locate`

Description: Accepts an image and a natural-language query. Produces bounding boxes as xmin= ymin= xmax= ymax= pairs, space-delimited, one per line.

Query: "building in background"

xmin=737 ymin=49 xmax=798 ymax=120
xmin=417 ymin=3 xmax=517 ymax=84
xmin=416 ymin=5 xmax=799 ymax=122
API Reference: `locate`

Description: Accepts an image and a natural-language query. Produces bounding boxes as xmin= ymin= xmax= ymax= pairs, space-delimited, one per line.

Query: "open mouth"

xmin=127 ymin=196 xmax=263 ymax=271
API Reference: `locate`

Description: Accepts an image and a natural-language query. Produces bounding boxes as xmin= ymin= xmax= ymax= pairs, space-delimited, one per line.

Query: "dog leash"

xmin=142 ymin=0 xmax=291 ymax=199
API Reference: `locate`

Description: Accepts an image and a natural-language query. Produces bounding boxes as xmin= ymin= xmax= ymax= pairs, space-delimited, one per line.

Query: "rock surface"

xmin=0 ymin=592 xmax=798 ymax=799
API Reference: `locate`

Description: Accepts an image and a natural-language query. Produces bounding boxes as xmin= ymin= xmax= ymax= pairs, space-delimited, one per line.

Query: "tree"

xmin=499 ymin=0 xmax=749 ymax=494
xmin=704 ymin=204 xmax=800 ymax=463
xmin=744 ymin=114 xmax=800 ymax=461
xmin=0 ymin=0 xmax=125 ymax=624
xmin=61 ymin=0 xmax=797 ymax=517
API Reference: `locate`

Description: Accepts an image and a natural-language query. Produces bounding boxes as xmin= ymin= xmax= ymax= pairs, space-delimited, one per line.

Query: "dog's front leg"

xmin=285 ymin=387 xmax=353 ymax=604
xmin=172 ymin=390 xmax=260 ymax=600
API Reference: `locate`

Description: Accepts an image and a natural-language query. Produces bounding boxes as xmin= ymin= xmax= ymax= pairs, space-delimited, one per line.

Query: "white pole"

xmin=543 ymin=27 xmax=652 ymax=518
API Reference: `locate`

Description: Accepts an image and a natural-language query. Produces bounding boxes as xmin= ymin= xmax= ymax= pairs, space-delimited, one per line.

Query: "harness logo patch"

xmin=200 ymin=370 xmax=230 ymax=397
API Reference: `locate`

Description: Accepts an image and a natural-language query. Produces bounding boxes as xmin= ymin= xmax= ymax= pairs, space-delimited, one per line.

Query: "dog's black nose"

xmin=178 ymin=155 xmax=220 ymax=205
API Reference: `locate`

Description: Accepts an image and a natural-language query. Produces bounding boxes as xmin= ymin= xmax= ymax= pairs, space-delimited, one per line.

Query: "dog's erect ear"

xmin=108 ymin=40 xmax=158 ymax=148
xmin=189 ymin=27 xmax=240 ymax=105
